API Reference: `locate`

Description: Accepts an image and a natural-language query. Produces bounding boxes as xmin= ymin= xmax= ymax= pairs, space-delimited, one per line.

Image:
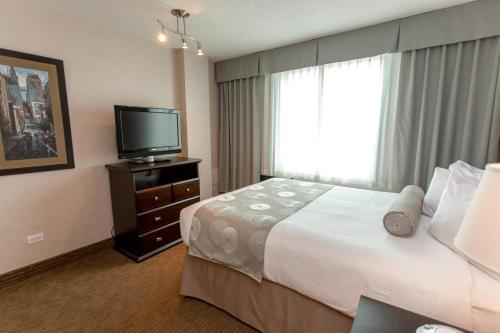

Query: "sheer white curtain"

xmin=271 ymin=54 xmax=401 ymax=190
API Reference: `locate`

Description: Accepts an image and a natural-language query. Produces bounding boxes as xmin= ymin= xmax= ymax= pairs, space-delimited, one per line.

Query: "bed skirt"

xmin=180 ymin=252 xmax=353 ymax=333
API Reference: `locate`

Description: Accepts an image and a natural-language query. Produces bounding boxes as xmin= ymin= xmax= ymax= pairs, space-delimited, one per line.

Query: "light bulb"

xmin=158 ymin=31 xmax=167 ymax=43
xmin=197 ymin=46 xmax=203 ymax=56
xmin=181 ymin=38 xmax=188 ymax=49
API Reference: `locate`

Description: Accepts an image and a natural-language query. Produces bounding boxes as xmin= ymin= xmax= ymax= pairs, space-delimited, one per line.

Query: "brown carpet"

xmin=0 ymin=244 xmax=257 ymax=333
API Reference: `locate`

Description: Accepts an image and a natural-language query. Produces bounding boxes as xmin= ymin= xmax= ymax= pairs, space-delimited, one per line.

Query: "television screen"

xmin=115 ymin=106 xmax=181 ymax=159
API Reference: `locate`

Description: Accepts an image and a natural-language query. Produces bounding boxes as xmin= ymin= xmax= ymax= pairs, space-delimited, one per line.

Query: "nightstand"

xmin=260 ymin=174 xmax=294 ymax=181
xmin=351 ymin=296 xmax=472 ymax=333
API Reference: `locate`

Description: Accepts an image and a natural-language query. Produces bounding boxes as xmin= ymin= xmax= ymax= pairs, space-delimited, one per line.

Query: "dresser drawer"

xmin=172 ymin=179 xmax=200 ymax=201
xmin=136 ymin=184 xmax=172 ymax=213
xmin=137 ymin=222 xmax=181 ymax=254
xmin=137 ymin=197 xmax=200 ymax=235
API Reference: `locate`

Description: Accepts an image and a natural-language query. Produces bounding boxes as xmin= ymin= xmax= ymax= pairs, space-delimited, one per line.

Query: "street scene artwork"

xmin=0 ymin=48 xmax=74 ymax=176
xmin=0 ymin=64 xmax=57 ymax=160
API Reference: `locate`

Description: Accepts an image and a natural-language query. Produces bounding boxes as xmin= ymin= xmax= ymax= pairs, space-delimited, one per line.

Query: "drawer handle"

xmin=153 ymin=196 xmax=159 ymax=201
xmin=155 ymin=237 xmax=163 ymax=242
xmin=154 ymin=216 xmax=162 ymax=222
xmin=186 ymin=187 xmax=190 ymax=192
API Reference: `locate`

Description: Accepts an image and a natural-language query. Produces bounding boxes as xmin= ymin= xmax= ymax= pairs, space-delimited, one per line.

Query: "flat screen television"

xmin=115 ymin=105 xmax=182 ymax=161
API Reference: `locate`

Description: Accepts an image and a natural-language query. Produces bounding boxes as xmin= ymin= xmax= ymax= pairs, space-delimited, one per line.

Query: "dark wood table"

xmin=351 ymin=296 xmax=472 ymax=333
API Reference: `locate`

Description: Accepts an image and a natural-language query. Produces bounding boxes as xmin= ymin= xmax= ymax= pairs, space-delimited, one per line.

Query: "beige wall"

xmin=0 ymin=1 xmax=211 ymax=275
xmin=182 ymin=51 xmax=213 ymax=200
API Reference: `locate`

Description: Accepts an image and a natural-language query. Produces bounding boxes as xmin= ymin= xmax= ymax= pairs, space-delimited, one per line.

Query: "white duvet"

xmin=180 ymin=184 xmax=500 ymax=332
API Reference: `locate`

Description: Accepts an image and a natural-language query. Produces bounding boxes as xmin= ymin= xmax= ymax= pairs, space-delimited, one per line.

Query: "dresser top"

xmin=106 ymin=157 xmax=201 ymax=172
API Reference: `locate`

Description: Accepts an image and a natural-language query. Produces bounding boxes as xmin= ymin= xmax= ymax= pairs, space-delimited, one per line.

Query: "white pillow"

xmin=422 ymin=167 xmax=450 ymax=217
xmin=429 ymin=161 xmax=484 ymax=252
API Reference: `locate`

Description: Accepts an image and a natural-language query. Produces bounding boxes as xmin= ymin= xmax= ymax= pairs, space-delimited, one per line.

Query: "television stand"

xmin=154 ymin=157 xmax=172 ymax=163
xmin=142 ymin=156 xmax=155 ymax=163
xmin=130 ymin=156 xmax=171 ymax=164
xmin=106 ymin=157 xmax=202 ymax=262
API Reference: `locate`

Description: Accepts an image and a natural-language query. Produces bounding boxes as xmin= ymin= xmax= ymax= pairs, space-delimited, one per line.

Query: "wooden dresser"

xmin=106 ymin=157 xmax=201 ymax=262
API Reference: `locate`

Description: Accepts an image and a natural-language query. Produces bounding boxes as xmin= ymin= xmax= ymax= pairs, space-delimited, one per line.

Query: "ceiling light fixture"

xmin=157 ymin=9 xmax=203 ymax=56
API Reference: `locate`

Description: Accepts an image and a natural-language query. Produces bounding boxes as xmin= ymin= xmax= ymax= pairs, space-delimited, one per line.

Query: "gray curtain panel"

xmin=215 ymin=1 xmax=500 ymax=83
xmin=218 ymin=76 xmax=265 ymax=192
xmin=216 ymin=53 xmax=260 ymax=82
xmin=394 ymin=36 xmax=500 ymax=191
xmin=398 ymin=0 xmax=500 ymax=52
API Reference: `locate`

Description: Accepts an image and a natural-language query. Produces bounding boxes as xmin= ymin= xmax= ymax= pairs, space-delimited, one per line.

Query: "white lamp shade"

xmin=454 ymin=163 xmax=500 ymax=280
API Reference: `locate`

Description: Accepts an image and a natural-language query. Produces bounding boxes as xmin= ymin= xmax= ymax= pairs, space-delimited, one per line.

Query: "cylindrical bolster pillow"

xmin=384 ymin=185 xmax=425 ymax=237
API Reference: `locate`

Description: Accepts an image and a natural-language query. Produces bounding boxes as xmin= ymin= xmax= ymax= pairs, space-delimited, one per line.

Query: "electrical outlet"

xmin=27 ymin=233 xmax=44 ymax=245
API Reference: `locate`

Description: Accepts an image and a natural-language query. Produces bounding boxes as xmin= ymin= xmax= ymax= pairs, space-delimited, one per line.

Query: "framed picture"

xmin=0 ymin=48 xmax=74 ymax=176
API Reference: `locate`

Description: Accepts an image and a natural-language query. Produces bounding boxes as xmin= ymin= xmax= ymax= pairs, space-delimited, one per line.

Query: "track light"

xmin=157 ymin=9 xmax=203 ymax=55
xmin=158 ymin=29 xmax=167 ymax=43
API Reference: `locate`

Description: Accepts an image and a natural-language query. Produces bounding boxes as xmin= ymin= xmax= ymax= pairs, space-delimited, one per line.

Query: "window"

xmin=271 ymin=54 xmax=400 ymax=189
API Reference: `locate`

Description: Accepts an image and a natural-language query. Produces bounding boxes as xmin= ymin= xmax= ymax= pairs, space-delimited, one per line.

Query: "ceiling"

xmin=35 ymin=0 xmax=476 ymax=61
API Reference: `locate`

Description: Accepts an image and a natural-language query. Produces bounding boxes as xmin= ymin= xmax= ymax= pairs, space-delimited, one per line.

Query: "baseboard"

xmin=0 ymin=238 xmax=113 ymax=287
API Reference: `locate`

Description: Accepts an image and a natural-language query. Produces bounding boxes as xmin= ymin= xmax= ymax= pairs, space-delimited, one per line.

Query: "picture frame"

xmin=0 ymin=48 xmax=74 ymax=176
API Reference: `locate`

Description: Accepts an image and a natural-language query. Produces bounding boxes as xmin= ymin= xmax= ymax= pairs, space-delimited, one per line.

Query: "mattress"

xmin=180 ymin=184 xmax=500 ymax=332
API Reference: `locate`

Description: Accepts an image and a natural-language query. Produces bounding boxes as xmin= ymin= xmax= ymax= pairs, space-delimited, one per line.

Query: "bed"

xmin=179 ymin=181 xmax=500 ymax=333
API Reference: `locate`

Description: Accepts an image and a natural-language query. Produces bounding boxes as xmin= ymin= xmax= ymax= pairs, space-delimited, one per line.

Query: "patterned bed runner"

xmin=188 ymin=178 xmax=332 ymax=282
